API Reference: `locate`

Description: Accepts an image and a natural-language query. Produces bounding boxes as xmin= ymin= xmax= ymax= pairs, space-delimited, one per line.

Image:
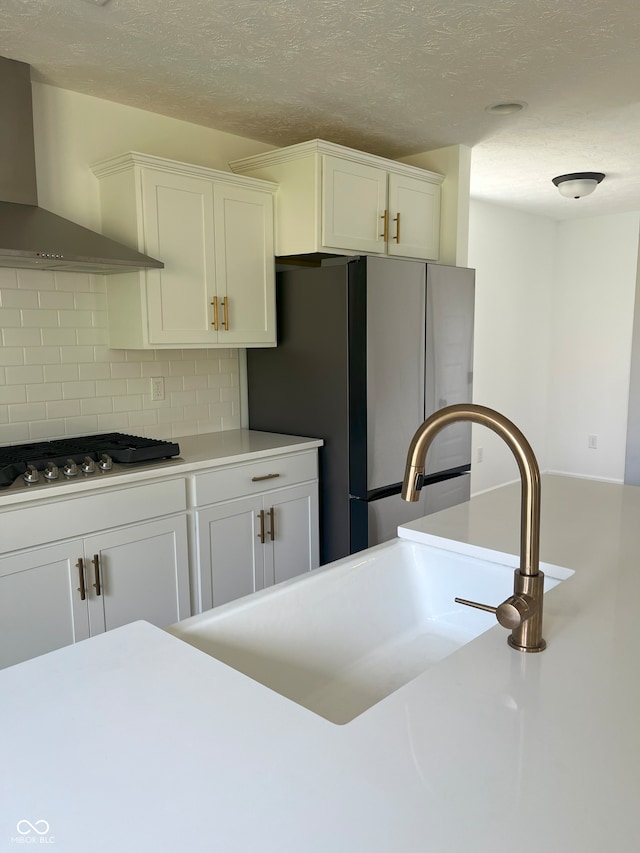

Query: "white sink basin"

xmin=168 ymin=538 xmax=572 ymax=724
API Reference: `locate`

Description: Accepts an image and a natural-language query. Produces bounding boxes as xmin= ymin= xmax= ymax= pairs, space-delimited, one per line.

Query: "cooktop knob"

xmin=81 ymin=456 xmax=96 ymax=474
xmin=98 ymin=453 xmax=113 ymax=471
xmin=23 ymin=464 xmax=40 ymax=484
xmin=43 ymin=463 xmax=59 ymax=481
xmin=62 ymin=459 xmax=78 ymax=477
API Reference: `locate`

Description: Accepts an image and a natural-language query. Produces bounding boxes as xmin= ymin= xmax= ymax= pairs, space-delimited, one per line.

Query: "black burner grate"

xmin=0 ymin=432 xmax=180 ymax=488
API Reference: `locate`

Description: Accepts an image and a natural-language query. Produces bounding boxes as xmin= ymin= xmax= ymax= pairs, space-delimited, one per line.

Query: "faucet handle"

xmin=455 ymin=594 xmax=536 ymax=630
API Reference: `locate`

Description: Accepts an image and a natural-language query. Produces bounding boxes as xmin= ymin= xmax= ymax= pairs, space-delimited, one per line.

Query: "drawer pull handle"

xmin=268 ymin=506 xmax=275 ymax=541
xmin=257 ymin=509 xmax=266 ymax=544
xmin=393 ymin=211 xmax=401 ymax=243
xmin=222 ymin=296 xmax=229 ymax=331
xmin=92 ymin=554 xmax=102 ymax=597
xmin=211 ymin=297 xmax=219 ymax=330
xmin=76 ymin=558 xmax=86 ymax=601
xmin=251 ymin=473 xmax=281 ymax=482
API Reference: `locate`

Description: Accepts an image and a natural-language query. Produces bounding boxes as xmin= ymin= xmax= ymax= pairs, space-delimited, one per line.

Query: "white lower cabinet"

xmin=0 ymin=445 xmax=321 ymax=667
xmin=0 ymin=480 xmax=190 ymax=669
xmin=193 ymin=452 xmax=320 ymax=610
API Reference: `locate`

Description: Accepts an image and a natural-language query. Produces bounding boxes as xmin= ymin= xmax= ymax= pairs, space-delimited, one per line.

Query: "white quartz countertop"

xmin=1 ymin=474 xmax=639 ymax=851
xmin=0 ymin=429 xmax=323 ymax=508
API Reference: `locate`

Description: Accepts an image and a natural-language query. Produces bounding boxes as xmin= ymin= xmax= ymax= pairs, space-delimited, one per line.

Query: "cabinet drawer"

xmin=192 ymin=451 xmax=317 ymax=506
xmin=0 ymin=478 xmax=187 ymax=554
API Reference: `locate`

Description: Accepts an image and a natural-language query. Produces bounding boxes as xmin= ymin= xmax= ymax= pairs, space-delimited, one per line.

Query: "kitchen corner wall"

xmin=0 ymin=268 xmax=240 ymax=445
xmin=469 ymin=199 xmax=640 ymax=492
xmin=0 ymin=81 xmax=276 ymax=447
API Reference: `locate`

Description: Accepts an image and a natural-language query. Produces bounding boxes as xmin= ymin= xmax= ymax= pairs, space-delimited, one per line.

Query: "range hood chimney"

xmin=0 ymin=56 xmax=163 ymax=274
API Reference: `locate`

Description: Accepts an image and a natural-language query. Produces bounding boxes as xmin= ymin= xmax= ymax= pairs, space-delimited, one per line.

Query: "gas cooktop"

xmin=0 ymin=433 xmax=180 ymax=489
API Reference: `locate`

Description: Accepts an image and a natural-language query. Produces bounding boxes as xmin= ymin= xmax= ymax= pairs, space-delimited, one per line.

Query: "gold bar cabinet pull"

xmin=257 ymin=509 xmax=266 ymax=544
xmin=211 ymin=296 xmax=219 ymax=330
xmin=379 ymin=210 xmax=389 ymax=242
xmin=268 ymin=506 xmax=275 ymax=541
xmin=92 ymin=554 xmax=102 ymax=596
xmin=76 ymin=558 xmax=86 ymax=601
xmin=251 ymin=473 xmax=280 ymax=483
xmin=393 ymin=211 xmax=401 ymax=243
xmin=222 ymin=296 xmax=229 ymax=331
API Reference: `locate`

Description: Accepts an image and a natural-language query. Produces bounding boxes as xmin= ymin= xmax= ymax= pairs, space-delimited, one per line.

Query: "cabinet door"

xmin=0 ymin=542 xmax=90 ymax=668
xmin=84 ymin=515 xmax=190 ymax=635
xmin=213 ymin=184 xmax=276 ymax=345
xmin=321 ymin=155 xmax=387 ymax=254
xmin=197 ymin=496 xmax=265 ymax=610
xmin=387 ymin=172 xmax=440 ymax=260
xmin=264 ymin=484 xmax=320 ymax=587
xmin=141 ymin=168 xmax=218 ymax=345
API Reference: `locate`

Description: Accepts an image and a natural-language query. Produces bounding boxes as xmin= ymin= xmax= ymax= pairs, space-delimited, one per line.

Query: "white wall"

xmin=469 ymin=200 xmax=640 ymax=492
xmin=468 ymin=200 xmax=555 ymax=494
xmin=546 ymin=213 xmax=640 ymax=482
xmin=0 ymin=83 xmax=274 ymax=446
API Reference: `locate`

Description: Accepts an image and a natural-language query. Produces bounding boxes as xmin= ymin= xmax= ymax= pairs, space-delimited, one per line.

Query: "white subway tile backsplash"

xmin=9 ymin=402 xmax=47 ymax=423
xmin=26 ymin=383 xmax=63 ymax=403
xmin=80 ymin=397 xmax=113 ymax=416
xmin=0 ymin=423 xmax=30 ymax=443
xmin=46 ymin=400 xmax=81 ymax=420
xmin=0 ymin=349 xmax=25 ymax=368
xmin=17 ymin=270 xmax=55 ymax=291
xmin=42 ymin=328 xmax=77 ymax=346
xmin=21 ymin=309 xmax=58 ymax=328
xmin=61 ymin=346 xmax=99 ymax=364
xmin=30 ymin=419 xmax=65 ymax=440
xmin=38 ymin=291 xmax=75 ymax=310
xmin=0 ymin=309 xmax=22 ymax=328
xmin=113 ymin=394 xmax=143 ymax=413
xmin=95 ymin=379 xmax=128 ymax=397
xmin=0 ymin=272 xmax=241 ymax=445
xmin=0 ymin=386 xmax=26 ymax=405
xmin=78 ymin=363 xmax=111 ymax=381
xmin=3 ymin=328 xmax=41 ymax=347
xmin=65 ymin=416 xmax=100 ymax=435
xmin=0 ymin=269 xmax=18 ymax=288
xmin=1 ymin=290 xmax=39 ymax=309
xmin=62 ymin=381 xmax=97 ymax=400
xmin=110 ymin=362 xmax=142 ymax=380
xmin=5 ymin=366 xmax=43 ymax=385
xmin=24 ymin=347 xmax=61 ymax=365
xmin=44 ymin=364 xmax=80 ymax=383
xmin=59 ymin=310 xmax=94 ymax=328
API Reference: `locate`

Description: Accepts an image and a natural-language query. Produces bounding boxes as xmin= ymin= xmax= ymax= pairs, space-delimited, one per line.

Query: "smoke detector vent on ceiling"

xmin=484 ymin=102 xmax=527 ymax=115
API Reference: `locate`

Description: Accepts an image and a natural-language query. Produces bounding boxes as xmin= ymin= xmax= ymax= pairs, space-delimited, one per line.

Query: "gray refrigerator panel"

xmin=247 ymin=261 xmax=352 ymax=564
xmin=365 ymin=473 xmax=471 ymax=548
xmin=424 ymin=264 xmax=475 ymax=476
xmin=365 ymin=257 xmax=426 ymax=492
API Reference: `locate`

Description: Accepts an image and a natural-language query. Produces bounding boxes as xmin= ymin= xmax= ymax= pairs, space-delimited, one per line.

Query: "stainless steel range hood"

xmin=0 ymin=56 xmax=163 ymax=274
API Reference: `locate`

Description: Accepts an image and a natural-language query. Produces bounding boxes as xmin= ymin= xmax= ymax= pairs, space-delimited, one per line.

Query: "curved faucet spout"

xmin=402 ymin=404 xmax=546 ymax=652
xmin=402 ymin=403 xmax=541 ymax=576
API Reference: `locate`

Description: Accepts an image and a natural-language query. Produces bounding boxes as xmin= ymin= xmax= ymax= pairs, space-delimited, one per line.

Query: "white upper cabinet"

xmin=92 ymin=153 xmax=277 ymax=349
xmin=230 ymin=140 xmax=443 ymax=261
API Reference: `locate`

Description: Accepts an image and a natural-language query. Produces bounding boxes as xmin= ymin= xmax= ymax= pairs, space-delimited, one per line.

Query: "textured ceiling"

xmin=2 ymin=0 xmax=640 ymax=219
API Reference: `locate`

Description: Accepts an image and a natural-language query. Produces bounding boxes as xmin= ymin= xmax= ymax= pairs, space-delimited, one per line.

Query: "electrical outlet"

xmin=476 ymin=447 xmax=483 ymax=463
xmin=151 ymin=377 xmax=165 ymax=402
xmin=588 ymin=434 xmax=598 ymax=450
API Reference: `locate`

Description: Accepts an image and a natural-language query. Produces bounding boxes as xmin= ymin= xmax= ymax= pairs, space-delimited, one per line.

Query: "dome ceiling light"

xmin=552 ymin=172 xmax=605 ymax=199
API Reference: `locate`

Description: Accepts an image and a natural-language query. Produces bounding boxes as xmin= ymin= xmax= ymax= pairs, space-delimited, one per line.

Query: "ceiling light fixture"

xmin=552 ymin=172 xmax=605 ymax=199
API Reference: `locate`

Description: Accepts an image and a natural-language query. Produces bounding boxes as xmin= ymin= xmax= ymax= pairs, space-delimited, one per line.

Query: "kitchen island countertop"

xmin=1 ymin=474 xmax=639 ymax=851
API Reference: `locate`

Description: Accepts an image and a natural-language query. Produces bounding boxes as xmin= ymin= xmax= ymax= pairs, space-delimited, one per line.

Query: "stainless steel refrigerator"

xmin=247 ymin=255 xmax=475 ymax=565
